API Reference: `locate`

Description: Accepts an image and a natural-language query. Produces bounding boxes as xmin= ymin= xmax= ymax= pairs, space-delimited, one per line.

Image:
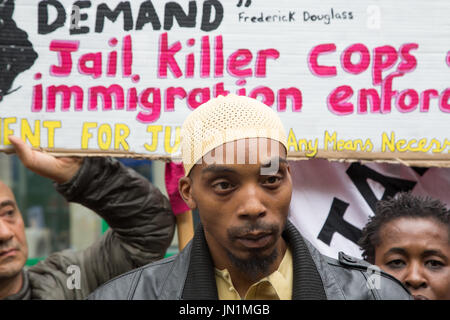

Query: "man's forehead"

xmin=205 ymin=138 xmax=285 ymax=161
xmin=194 ymin=157 xmax=288 ymax=178
xmin=200 ymin=155 xmax=287 ymax=169
xmin=189 ymin=138 xmax=287 ymax=176
xmin=0 ymin=181 xmax=15 ymax=201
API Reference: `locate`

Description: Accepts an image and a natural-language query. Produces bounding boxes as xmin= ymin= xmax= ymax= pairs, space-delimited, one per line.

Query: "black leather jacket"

xmin=88 ymin=221 xmax=412 ymax=300
xmin=5 ymin=157 xmax=175 ymax=300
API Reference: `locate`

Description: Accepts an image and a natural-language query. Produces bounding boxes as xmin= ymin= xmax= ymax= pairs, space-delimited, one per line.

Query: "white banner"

xmin=288 ymin=159 xmax=450 ymax=259
xmin=0 ymin=0 xmax=449 ymax=164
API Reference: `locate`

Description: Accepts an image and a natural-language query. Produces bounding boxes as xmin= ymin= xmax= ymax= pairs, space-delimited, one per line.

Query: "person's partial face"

xmin=180 ymin=138 xmax=292 ymax=277
xmin=0 ymin=182 xmax=27 ymax=280
xmin=374 ymin=217 xmax=450 ymax=300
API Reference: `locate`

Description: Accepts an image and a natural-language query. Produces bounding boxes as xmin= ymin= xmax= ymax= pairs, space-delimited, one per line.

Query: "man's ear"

xmin=179 ymin=176 xmax=197 ymax=210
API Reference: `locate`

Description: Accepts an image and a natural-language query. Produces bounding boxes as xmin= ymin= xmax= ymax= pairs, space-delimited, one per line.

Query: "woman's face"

xmin=374 ymin=217 xmax=450 ymax=300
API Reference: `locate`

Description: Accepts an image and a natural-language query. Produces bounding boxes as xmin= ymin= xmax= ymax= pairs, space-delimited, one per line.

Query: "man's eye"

xmin=1 ymin=209 xmax=15 ymax=217
xmin=425 ymin=260 xmax=444 ymax=270
xmin=262 ymin=176 xmax=282 ymax=186
xmin=386 ymin=259 xmax=406 ymax=269
xmin=212 ymin=181 xmax=235 ymax=192
xmin=217 ymin=182 xmax=230 ymax=189
xmin=267 ymin=176 xmax=279 ymax=183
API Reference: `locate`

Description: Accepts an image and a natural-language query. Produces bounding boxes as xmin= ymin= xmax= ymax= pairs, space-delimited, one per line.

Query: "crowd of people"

xmin=0 ymin=95 xmax=448 ymax=300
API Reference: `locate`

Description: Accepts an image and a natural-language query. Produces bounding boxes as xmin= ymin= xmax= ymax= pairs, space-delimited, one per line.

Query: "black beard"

xmin=225 ymin=220 xmax=284 ymax=281
xmin=225 ymin=246 xmax=279 ymax=282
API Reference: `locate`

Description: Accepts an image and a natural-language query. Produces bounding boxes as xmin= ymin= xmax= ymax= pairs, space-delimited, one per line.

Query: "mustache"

xmin=0 ymin=239 xmax=20 ymax=253
xmin=227 ymin=221 xmax=280 ymax=239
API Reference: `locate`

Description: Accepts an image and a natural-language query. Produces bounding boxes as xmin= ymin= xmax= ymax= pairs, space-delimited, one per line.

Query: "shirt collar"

xmin=215 ymin=246 xmax=293 ymax=300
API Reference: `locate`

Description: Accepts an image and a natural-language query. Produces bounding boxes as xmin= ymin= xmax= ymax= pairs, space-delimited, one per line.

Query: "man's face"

xmin=0 ymin=182 xmax=27 ymax=280
xmin=180 ymin=138 xmax=292 ymax=278
xmin=374 ymin=217 xmax=450 ymax=300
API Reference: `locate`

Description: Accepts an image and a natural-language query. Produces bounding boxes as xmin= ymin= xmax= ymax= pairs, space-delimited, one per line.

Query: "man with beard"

xmin=89 ymin=94 xmax=411 ymax=300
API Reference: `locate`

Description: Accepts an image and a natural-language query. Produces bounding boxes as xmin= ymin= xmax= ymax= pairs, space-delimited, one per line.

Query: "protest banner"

xmin=0 ymin=0 xmax=448 ymax=167
xmin=1 ymin=0 xmax=449 ymax=257
xmin=288 ymin=159 xmax=450 ymax=259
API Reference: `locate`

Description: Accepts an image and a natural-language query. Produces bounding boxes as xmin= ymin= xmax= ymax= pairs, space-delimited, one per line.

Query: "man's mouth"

xmin=235 ymin=232 xmax=274 ymax=249
xmin=0 ymin=248 xmax=18 ymax=258
xmin=412 ymin=294 xmax=429 ymax=300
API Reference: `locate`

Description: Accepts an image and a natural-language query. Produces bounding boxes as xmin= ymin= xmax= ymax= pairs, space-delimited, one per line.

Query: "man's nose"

xmin=404 ymin=262 xmax=428 ymax=290
xmin=236 ymin=185 xmax=266 ymax=219
xmin=0 ymin=219 xmax=14 ymax=242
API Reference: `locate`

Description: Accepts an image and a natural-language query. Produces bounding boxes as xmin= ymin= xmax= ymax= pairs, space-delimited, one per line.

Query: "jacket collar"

xmin=182 ymin=221 xmax=327 ymax=300
xmin=4 ymin=270 xmax=31 ymax=300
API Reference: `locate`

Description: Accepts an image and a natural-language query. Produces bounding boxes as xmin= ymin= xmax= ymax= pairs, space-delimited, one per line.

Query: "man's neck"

xmin=0 ymin=270 xmax=23 ymax=299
